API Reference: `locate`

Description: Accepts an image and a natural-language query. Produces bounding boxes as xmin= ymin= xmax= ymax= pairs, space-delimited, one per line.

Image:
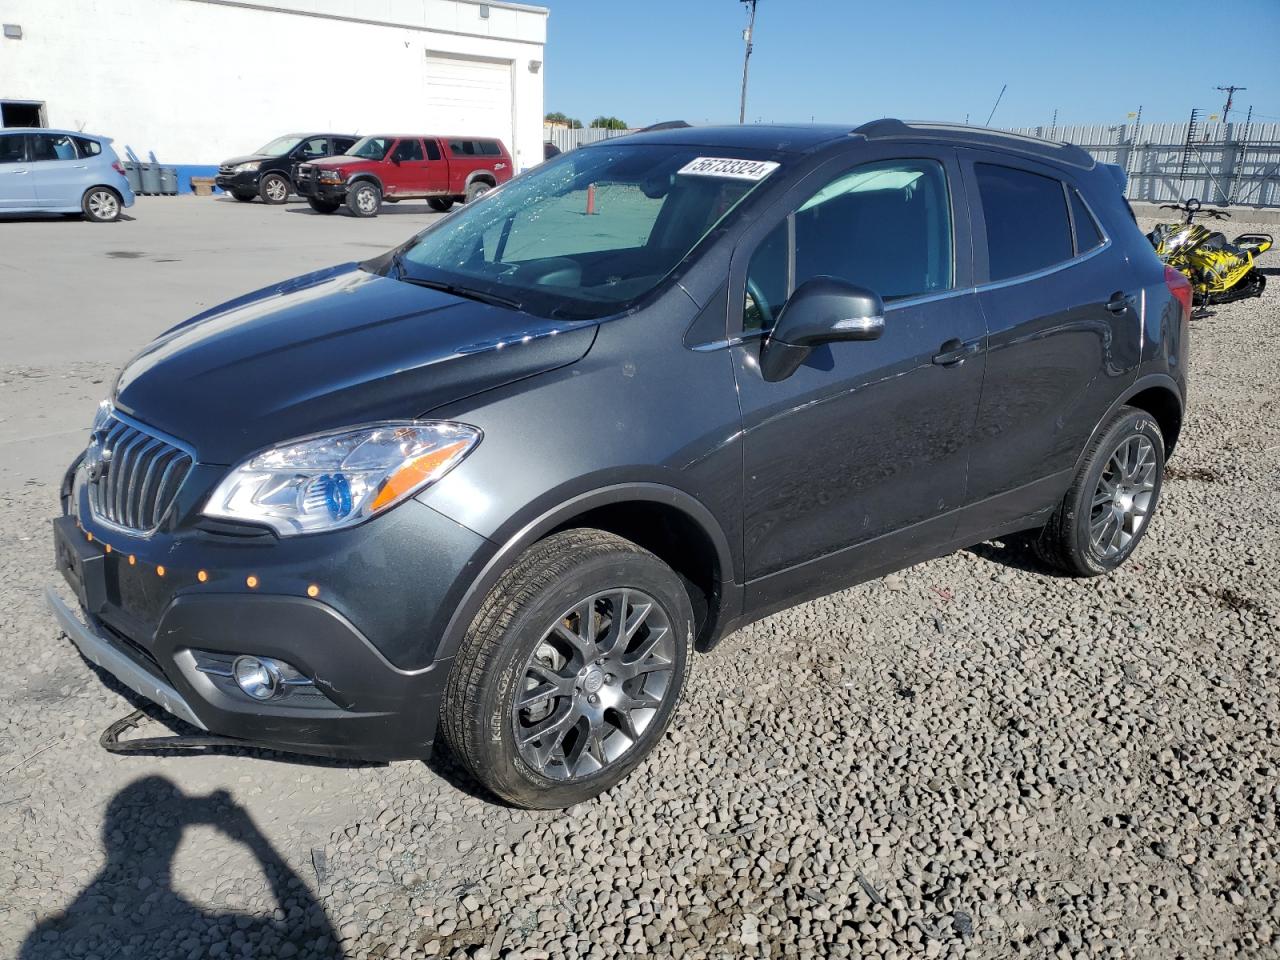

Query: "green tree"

xmin=589 ymin=116 xmax=628 ymax=130
xmin=545 ymin=111 xmax=584 ymax=129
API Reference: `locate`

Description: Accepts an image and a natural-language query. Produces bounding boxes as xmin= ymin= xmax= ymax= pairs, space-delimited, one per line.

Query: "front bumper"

xmin=294 ymin=176 xmax=346 ymax=202
xmin=215 ymin=170 xmax=261 ymax=193
xmin=49 ymin=469 xmax=495 ymax=759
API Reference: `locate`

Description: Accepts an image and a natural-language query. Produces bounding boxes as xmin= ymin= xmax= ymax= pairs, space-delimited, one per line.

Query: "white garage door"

xmin=424 ymin=54 xmax=513 ymax=150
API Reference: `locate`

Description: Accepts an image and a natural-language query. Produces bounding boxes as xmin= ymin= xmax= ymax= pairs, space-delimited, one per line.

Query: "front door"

xmin=388 ymin=138 xmax=432 ymax=197
xmin=729 ymin=149 xmax=987 ymax=611
xmin=0 ymin=132 xmax=36 ymax=208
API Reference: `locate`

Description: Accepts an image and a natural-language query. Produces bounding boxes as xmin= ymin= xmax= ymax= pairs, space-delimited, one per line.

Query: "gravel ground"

xmin=1 ymin=213 xmax=1276 ymax=960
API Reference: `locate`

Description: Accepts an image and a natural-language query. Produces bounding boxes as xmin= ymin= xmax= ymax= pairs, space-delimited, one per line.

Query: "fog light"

xmin=232 ymin=655 xmax=282 ymax=701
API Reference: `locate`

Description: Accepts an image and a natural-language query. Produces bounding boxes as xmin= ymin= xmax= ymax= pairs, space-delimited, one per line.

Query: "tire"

xmin=441 ymin=529 xmax=695 ymax=809
xmin=231 ymin=191 xmax=256 ymax=202
xmin=81 ymin=187 xmax=122 ymax=223
xmin=307 ymin=197 xmax=340 ymax=215
xmin=464 ymin=180 xmax=493 ymax=204
xmin=1035 ymin=407 xmax=1165 ymax=576
xmin=258 ymin=173 xmax=291 ymax=205
xmin=428 ymin=196 xmax=454 ymax=212
xmin=347 ymin=181 xmax=381 ymax=218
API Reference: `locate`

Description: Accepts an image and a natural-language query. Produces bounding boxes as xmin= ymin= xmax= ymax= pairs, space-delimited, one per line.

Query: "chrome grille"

xmin=87 ymin=415 xmax=193 ymax=534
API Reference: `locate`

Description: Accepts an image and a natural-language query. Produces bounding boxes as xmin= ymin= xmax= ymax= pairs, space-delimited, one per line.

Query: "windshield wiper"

xmin=396 ymin=272 xmax=524 ymax=311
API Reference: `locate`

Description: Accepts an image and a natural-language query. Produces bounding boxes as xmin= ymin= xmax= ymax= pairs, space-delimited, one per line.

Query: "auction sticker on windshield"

xmin=677 ymin=157 xmax=780 ymax=181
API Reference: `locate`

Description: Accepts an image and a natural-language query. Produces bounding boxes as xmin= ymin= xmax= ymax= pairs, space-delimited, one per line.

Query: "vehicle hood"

xmin=221 ymin=153 xmax=276 ymax=166
xmin=112 ymin=264 xmax=597 ymax=465
xmin=306 ymin=156 xmax=361 ymax=169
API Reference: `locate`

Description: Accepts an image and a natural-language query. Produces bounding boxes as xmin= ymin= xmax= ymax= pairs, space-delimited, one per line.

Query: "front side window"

xmin=399 ymin=144 xmax=778 ymax=319
xmin=29 ymin=133 xmax=78 ymax=161
xmin=393 ymin=138 xmax=424 ymax=162
xmin=347 ymin=136 xmax=393 ymax=160
xmin=299 ymin=137 xmax=330 ymax=158
xmin=0 ymin=134 xmax=24 ymax=164
xmin=743 ymin=159 xmax=954 ymax=332
xmin=976 ymin=163 xmax=1073 ymax=281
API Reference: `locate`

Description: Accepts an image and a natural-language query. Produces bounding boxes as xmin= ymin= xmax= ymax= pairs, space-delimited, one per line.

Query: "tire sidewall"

xmin=465 ymin=182 xmax=491 ymax=203
xmin=348 ymin=182 xmax=381 ymax=217
xmin=473 ymin=552 xmax=694 ymax=807
xmin=1071 ymin=410 xmax=1165 ymax=574
xmin=259 ymin=173 xmax=290 ymax=204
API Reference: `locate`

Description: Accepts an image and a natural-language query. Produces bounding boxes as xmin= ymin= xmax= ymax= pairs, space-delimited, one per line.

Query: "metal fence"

xmin=546 ymin=120 xmax=1280 ymax=208
xmin=1006 ymin=120 xmax=1280 ymax=207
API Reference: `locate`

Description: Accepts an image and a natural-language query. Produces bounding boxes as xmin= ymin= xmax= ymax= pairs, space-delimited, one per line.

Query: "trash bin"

xmin=123 ymin=162 xmax=142 ymax=194
xmin=158 ymin=167 xmax=177 ymax=195
xmin=139 ymin=163 xmax=162 ymax=196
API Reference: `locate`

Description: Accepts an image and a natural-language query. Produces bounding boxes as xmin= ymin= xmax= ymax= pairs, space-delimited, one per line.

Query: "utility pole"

xmin=738 ymin=0 xmax=758 ymax=125
xmin=1216 ymin=85 xmax=1246 ymax=126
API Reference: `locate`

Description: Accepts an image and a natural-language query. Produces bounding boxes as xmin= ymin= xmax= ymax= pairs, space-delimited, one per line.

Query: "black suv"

xmin=215 ymin=133 xmax=357 ymax=204
xmin=51 ymin=121 xmax=1190 ymax=808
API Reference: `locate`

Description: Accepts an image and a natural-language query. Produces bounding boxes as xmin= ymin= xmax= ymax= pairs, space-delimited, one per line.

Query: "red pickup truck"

xmin=294 ymin=134 xmax=513 ymax=217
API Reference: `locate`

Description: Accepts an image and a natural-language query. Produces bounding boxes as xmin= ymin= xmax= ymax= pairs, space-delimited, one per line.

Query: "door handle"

xmin=932 ymin=338 xmax=981 ymax=367
xmin=1106 ymin=291 xmax=1136 ymax=313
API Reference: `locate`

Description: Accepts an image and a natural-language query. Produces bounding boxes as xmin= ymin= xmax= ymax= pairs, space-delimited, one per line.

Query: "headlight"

xmin=318 ymin=168 xmax=346 ymax=182
xmin=203 ymin=421 xmax=480 ymax=536
xmin=234 ymin=161 xmax=261 ymax=173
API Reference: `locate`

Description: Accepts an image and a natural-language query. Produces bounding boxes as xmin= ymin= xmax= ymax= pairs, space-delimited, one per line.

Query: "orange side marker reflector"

xmin=128 ymin=555 xmax=136 ymax=566
xmin=369 ymin=440 xmax=469 ymax=512
xmin=246 ymin=575 xmax=259 ymax=589
xmin=156 ymin=565 xmax=166 ymax=577
xmin=86 ymin=532 xmax=93 ymax=542
xmin=104 ymin=544 xmax=112 ymax=554
xmin=306 ymin=584 xmax=320 ymax=598
xmin=197 ymin=570 xmax=208 ymax=583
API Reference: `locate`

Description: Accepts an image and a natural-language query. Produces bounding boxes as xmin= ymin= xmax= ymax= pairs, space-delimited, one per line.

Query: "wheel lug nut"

xmin=587 ymin=694 xmax=598 ymax=704
xmin=605 ymin=674 xmax=615 ymax=684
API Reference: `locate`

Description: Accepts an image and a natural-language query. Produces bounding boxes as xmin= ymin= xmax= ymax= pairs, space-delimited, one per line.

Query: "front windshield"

xmin=256 ymin=136 xmax=302 ymax=156
xmin=398 ymin=144 xmax=780 ymax=319
xmin=347 ymin=136 xmax=393 ymax=160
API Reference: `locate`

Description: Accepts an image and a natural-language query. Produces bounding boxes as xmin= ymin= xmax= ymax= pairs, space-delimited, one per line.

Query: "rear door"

xmin=422 ymin=138 xmax=450 ymax=194
xmin=0 ymin=132 xmax=35 ymax=208
xmin=729 ymin=145 xmax=987 ymax=608
xmin=27 ymin=132 xmax=86 ymax=208
xmin=957 ymin=151 xmax=1141 ymax=537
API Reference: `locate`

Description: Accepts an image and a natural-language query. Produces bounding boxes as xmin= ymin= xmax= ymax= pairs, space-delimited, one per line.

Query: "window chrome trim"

xmin=974 ymin=235 xmax=1112 ymax=294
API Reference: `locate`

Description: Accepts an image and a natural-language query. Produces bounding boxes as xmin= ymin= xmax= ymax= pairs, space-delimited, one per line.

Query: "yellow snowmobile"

xmin=1148 ymin=199 xmax=1271 ymax=306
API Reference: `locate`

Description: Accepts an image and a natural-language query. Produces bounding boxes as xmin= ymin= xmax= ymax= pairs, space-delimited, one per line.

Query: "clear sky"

xmin=543 ymin=0 xmax=1280 ymax=129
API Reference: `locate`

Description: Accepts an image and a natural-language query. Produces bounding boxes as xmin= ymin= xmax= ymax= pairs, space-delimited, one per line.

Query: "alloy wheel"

xmin=513 ymin=589 xmax=676 ymax=781
xmin=264 ymin=177 xmax=288 ymax=202
xmin=1090 ymin=435 xmax=1157 ymax=559
xmin=87 ymin=191 xmax=118 ymax=221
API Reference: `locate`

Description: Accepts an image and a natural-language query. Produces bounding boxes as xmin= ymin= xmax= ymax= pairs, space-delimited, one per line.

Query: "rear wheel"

xmin=464 ymin=181 xmax=493 ymax=204
xmin=1035 ymin=407 xmax=1165 ymax=576
xmin=428 ymin=196 xmax=454 ymax=212
xmin=259 ymin=173 xmax=291 ymax=205
xmin=81 ymin=187 xmax=122 ymax=223
xmin=347 ymin=181 xmax=381 ymax=217
xmin=307 ymin=197 xmax=340 ymax=215
xmin=441 ymin=529 xmax=694 ymax=809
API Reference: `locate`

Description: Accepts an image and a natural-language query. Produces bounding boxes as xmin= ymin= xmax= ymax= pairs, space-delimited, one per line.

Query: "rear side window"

xmin=479 ymin=140 xmax=501 ymax=157
xmin=0 ymin=133 xmax=25 ymax=163
xmin=72 ymin=136 xmax=102 ymax=158
xmin=393 ymin=139 xmax=424 ymax=162
xmin=976 ymin=163 xmax=1073 ymax=281
xmin=333 ymin=138 xmax=357 ymax=153
xmin=1069 ymin=188 xmax=1104 ymax=253
xmin=450 ymin=140 xmax=477 ymax=156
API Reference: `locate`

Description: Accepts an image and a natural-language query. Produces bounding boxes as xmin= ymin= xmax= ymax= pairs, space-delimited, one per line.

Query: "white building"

xmin=0 ymin=0 xmax=548 ymax=172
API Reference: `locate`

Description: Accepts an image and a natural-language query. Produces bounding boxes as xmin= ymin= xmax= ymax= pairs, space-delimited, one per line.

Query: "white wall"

xmin=0 ymin=0 xmax=546 ymax=171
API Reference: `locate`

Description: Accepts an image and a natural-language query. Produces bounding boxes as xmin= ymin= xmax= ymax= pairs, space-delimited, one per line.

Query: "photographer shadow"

xmin=20 ymin=775 xmax=342 ymax=959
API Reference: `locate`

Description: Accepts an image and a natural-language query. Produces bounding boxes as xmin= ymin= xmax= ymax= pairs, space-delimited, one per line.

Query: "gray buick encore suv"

xmin=51 ymin=120 xmax=1191 ymax=807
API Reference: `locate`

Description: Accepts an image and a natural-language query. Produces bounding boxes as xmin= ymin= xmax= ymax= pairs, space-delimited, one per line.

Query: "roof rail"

xmin=851 ymin=118 xmax=1095 ymax=170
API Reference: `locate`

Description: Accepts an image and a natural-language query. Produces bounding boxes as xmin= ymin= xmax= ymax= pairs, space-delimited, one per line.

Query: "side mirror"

xmin=759 ymin=276 xmax=885 ymax=381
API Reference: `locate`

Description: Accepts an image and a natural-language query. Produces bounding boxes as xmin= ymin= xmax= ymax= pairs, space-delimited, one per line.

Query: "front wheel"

xmin=441 ymin=529 xmax=694 ymax=809
xmin=307 ymin=197 xmax=340 ymax=214
xmin=82 ymin=187 xmax=122 ymax=223
xmin=1035 ymin=407 xmax=1165 ymax=576
xmin=259 ymin=172 xmax=291 ymax=205
xmin=347 ymin=181 xmax=381 ymax=217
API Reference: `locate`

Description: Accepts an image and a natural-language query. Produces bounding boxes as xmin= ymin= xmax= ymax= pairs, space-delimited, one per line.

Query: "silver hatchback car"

xmin=0 ymin=128 xmax=135 ymax=222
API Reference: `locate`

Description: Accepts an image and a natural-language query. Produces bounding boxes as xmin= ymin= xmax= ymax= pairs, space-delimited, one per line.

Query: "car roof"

xmin=599 ymin=118 xmax=1095 ymax=169
xmin=1 ymin=127 xmax=107 ymax=140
